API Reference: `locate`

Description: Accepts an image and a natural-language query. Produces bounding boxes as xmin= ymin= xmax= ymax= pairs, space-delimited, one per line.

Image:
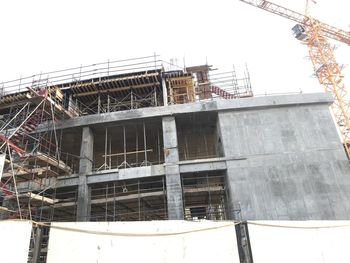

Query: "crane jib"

xmin=238 ymin=0 xmax=350 ymax=45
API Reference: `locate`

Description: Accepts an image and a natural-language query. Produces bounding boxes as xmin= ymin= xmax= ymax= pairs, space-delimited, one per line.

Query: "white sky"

xmin=0 ymin=0 xmax=349 ymax=95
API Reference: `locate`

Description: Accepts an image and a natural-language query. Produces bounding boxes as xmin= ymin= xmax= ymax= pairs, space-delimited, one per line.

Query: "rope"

xmin=3 ymin=219 xmax=350 ymax=236
xmin=32 ymin=221 xmax=239 ymax=237
xmin=246 ymin=221 xmax=350 ymax=229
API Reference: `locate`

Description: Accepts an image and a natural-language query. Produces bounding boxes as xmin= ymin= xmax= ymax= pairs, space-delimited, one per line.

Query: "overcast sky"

xmin=0 ymin=0 xmax=349 ymax=96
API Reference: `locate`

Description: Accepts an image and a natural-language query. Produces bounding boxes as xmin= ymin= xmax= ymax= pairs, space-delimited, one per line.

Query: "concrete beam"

xmin=178 ymin=157 xmax=239 ymax=173
xmin=16 ymin=158 xmax=236 ymax=192
xmin=179 ymin=161 xmax=226 ymax=173
xmin=39 ymin=93 xmax=332 ymax=131
xmin=86 ymin=165 xmax=165 ymax=184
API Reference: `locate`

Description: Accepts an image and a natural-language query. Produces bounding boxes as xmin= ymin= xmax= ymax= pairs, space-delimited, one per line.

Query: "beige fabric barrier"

xmin=248 ymin=221 xmax=350 ymax=263
xmin=0 ymin=220 xmax=32 ymax=263
xmin=47 ymin=220 xmax=240 ymax=263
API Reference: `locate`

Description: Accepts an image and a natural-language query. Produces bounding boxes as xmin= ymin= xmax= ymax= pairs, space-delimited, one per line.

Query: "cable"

xmin=32 ymin=220 xmax=238 ymax=237
xmin=247 ymin=221 xmax=350 ymax=229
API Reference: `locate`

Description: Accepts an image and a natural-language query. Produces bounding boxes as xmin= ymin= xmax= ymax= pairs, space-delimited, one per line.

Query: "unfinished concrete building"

xmin=1 ymin=55 xmax=350 ymax=226
xmin=2 ymin=55 xmax=350 ymax=263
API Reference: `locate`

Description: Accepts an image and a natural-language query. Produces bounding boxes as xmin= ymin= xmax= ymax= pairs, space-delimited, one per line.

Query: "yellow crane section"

xmin=239 ymin=0 xmax=350 ymax=158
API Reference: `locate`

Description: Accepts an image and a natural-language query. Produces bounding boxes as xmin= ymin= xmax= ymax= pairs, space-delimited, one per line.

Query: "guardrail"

xmin=1 ymin=55 xmax=162 ymax=96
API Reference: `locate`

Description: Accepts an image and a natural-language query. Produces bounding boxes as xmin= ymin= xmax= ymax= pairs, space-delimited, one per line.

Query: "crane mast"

xmin=239 ymin=0 xmax=350 ymax=157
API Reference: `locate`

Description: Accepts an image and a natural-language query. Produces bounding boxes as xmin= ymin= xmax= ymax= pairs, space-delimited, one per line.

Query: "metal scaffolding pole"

xmin=143 ymin=122 xmax=147 ymax=165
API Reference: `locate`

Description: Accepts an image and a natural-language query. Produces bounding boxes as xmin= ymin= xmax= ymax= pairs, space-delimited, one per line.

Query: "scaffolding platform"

xmin=22 ymin=151 xmax=71 ymax=175
xmin=2 ymin=166 xmax=58 ymax=180
xmin=1 ymin=87 xmax=78 ymax=119
xmin=7 ymin=192 xmax=58 ymax=205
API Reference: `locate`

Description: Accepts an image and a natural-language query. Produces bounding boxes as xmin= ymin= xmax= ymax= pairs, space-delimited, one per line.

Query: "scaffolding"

xmin=209 ymin=65 xmax=253 ymax=99
xmin=0 ymin=85 xmax=79 ymax=220
xmin=94 ymin=121 xmax=164 ymax=171
xmin=90 ymin=177 xmax=168 ymax=221
xmin=181 ymin=172 xmax=228 ymax=221
xmin=186 ymin=64 xmax=253 ymax=101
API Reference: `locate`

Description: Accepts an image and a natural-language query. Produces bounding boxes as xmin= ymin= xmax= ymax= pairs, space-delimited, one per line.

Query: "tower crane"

xmin=238 ymin=0 xmax=350 ymax=157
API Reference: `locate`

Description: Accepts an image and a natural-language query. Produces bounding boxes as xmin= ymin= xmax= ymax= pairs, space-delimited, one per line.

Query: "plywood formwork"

xmin=186 ymin=64 xmax=212 ymax=100
xmin=166 ymin=71 xmax=195 ymax=104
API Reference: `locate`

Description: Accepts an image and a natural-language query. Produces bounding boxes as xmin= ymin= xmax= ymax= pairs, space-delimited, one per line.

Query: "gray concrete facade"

xmin=218 ymin=103 xmax=350 ymax=220
xmin=14 ymin=92 xmax=350 ymax=221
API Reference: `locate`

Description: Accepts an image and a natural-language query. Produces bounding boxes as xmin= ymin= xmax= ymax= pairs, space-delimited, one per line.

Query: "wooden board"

xmin=7 ymin=192 xmax=58 ymax=205
xmin=2 ymin=166 xmax=58 ymax=179
xmin=23 ymin=151 xmax=71 ymax=174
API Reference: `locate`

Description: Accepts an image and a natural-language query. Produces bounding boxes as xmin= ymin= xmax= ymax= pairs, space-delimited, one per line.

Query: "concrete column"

xmin=162 ymin=116 xmax=184 ymax=220
xmin=77 ymin=126 xmax=93 ymax=221
xmin=32 ymin=226 xmax=43 ymax=263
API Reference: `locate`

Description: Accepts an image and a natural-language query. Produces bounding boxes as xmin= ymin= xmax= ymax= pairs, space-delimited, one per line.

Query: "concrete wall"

xmin=13 ymin=92 xmax=350 ymax=221
xmin=218 ymin=101 xmax=350 ymax=220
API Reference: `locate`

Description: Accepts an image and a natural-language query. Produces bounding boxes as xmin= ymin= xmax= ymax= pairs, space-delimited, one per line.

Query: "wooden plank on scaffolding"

xmin=23 ymin=151 xmax=71 ymax=174
xmin=70 ymin=72 xmax=160 ymax=90
xmin=0 ymin=206 xmax=9 ymax=211
xmin=25 ymin=89 xmax=77 ymax=119
xmin=1 ymin=166 xmax=58 ymax=179
xmin=73 ymin=82 xmax=160 ymax=97
xmin=0 ymin=93 xmax=29 ymax=107
xmin=27 ymin=192 xmax=58 ymax=204
xmin=7 ymin=192 xmax=58 ymax=205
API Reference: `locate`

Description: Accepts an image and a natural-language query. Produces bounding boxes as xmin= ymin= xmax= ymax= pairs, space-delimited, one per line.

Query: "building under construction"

xmin=1 ymin=55 xmax=350 ymax=262
xmin=0 ymin=55 xmax=255 ymax=222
